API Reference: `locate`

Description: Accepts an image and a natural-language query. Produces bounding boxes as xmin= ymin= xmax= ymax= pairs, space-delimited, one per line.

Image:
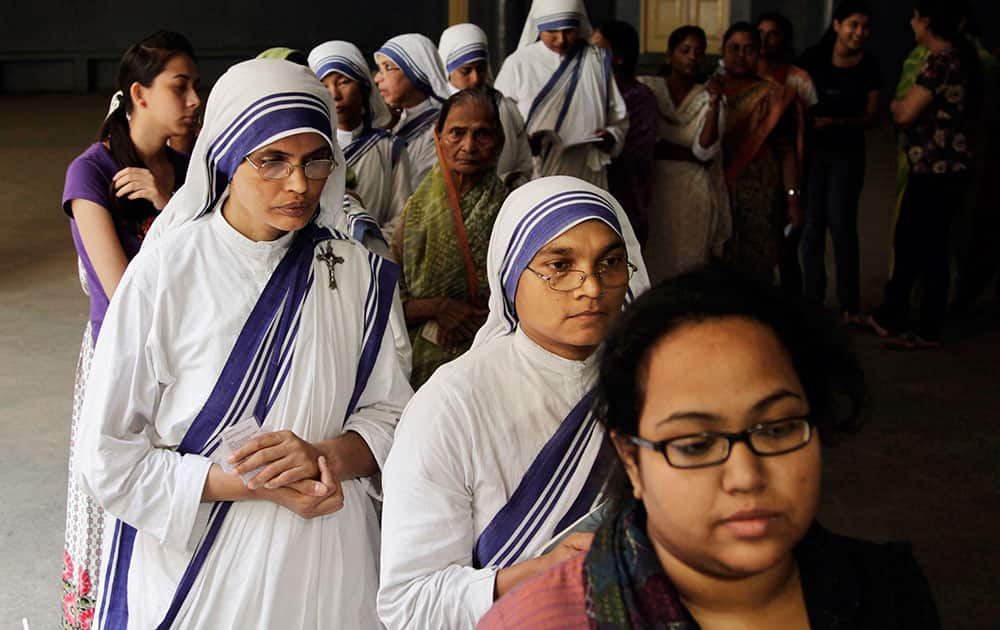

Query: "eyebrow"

xmin=253 ymin=148 xmax=332 ymax=160
xmin=535 ymin=239 xmax=626 ymax=258
xmin=655 ymin=389 xmax=805 ymax=427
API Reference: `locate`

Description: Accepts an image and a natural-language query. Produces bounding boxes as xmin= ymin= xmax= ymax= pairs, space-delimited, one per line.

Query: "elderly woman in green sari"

xmin=392 ymin=87 xmax=507 ymax=387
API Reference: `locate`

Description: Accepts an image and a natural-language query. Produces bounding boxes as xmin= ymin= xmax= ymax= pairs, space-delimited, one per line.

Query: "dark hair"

xmin=98 ymin=31 xmax=196 ymax=225
xmin=434 ymin=86 xmax=505 ymax=151
xmin=756 ymin=11 xmax=796 ymax=59
xmin=809 ymin=0 xmax=874 ymax=60
xmin=593 ymin=20 xmax=640 ymax=78
xmin=597 ymin=267 xmax=866 ymax=510
xmin=722 ymin=21 xmax=762 ymax=49
xmin=667 ymin=25 xmax=707 ymax=54
xmin=914 ymin=0 xmax=984 ymax=115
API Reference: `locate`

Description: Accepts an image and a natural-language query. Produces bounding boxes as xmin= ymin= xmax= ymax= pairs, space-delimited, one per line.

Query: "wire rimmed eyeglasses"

xmin=244 ymin=156 xmax=337 ymax=181
xmin=525 ymin=260 xmax=637 ymax=292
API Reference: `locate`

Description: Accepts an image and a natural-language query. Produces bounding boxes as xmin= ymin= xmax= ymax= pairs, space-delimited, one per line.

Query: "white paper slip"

xmin=564 ymin=134 xmax=605 ymax=148
xmin=540 ymin=502 xmax=608 ymax=555
xmin=217 ymin=416 xmax=269 ymax=484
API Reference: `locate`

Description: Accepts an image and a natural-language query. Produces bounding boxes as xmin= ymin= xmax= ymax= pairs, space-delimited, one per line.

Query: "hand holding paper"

xmin=228 ymin=424 xmax=324 ymax=490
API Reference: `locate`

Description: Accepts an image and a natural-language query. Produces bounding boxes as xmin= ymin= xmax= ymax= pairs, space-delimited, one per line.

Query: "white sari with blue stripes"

xmin=378 ymin=176 xmax=649 ymax=629
xmin=495 ymin=0 xmax=628 ymax=188
xmin=75 ymin=59 xmax=413 ymax=629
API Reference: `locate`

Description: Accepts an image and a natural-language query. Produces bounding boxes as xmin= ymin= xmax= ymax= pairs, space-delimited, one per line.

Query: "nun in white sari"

xmin=377 ymin=176 xmax=649 ymax=629
xmin=309 ymin=41 xmax=413 ymax=241
xmin=76 ymin=59 xmax=413 ymax=629
xmin=374 ymin=34 xmax=451 ymax=192
xmin=494 ymin=0 xmax=629 ymax=189
xmin=438 ymin=23 xmax=533 ymax=190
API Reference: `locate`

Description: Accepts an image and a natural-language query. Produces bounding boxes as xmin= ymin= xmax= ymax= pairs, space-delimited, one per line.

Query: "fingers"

xmin=230 ymin=431 xmax=284 ymax=463
xmin=318 ymin=455 xmax=334 ymax=487
xmin=112 ymin=166 xmax=151 ymax=182
xmin=245 ymin=454 xmax=296 ymax=489
xmin=262 ymin=465 xmax=311 ymax=490
xmin=312 ymin=456 xmax=345 ymax=516
xmin=287 ymin=478 xmax=329 ymax=497
xmin=563 ymin=532 xmax=595 ymax=551
xmin=232 ymin=443 xmax=284 ymax=475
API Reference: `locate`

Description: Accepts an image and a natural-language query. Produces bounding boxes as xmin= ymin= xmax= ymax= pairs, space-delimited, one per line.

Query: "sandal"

xmin=885 ymin=331 xmax=942 ymax=351
xmin=863 ymin=314 xmax=893 ymax=338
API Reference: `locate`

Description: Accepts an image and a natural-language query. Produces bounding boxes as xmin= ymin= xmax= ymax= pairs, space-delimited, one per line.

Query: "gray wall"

xmin=0 ymin=1 xmax=450 ymax=92
xmin=2 ymin=0 xmax=997 ymax=93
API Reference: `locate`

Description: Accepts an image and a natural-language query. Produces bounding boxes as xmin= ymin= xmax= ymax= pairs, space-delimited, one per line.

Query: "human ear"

xmin=129 ymin=81 xmax=146 ymax=108
xmin=610 ymin=430 xmax=644 ymax=500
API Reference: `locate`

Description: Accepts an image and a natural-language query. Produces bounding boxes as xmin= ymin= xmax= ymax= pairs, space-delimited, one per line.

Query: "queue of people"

xmin=56 ymin=0 xmax=993 ymax=627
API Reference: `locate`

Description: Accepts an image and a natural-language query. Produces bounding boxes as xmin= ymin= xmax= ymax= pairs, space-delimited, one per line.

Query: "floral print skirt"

xmin=62 ymin=322 xmax=102 ymax=629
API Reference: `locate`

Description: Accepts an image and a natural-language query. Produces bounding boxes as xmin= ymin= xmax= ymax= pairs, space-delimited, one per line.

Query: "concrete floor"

xmin=1 ymin=94 xmax=997 ymax=628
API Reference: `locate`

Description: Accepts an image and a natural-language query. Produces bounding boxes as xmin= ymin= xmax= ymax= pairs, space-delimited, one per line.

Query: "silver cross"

xmin=316 ymin=243 xmax=345 ymax=290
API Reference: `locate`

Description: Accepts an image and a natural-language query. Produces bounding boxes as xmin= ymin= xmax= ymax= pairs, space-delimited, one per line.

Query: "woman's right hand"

xmin=495 ymin=532 xmax=594 ymax=598
xmin=436 ymin=298 xmax=488 ymax=339
xmin=260 ymin=456 xmax=344 ymax=519
xmin=540 ymin=532 xmax=594 ymax=568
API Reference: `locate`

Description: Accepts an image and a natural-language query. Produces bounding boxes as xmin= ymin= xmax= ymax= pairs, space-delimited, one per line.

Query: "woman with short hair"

xmin=480 ymin=267 xmax=940 ymax=629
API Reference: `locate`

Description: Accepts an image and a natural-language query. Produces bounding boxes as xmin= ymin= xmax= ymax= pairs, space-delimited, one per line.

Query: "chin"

xmin=268 ymin=214 xmax=313 ymax=234
xmin=709 ymin=541 xmax=793 ymax=578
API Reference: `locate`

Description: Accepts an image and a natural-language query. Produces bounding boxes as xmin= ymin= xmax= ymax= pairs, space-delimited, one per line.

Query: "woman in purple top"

xmin=60 ymin=30 xmax=199 ymax=629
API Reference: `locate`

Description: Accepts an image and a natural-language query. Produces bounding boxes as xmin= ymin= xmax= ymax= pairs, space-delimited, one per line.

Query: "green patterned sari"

xmin=397 ymin=162 xmax=505 ymax=387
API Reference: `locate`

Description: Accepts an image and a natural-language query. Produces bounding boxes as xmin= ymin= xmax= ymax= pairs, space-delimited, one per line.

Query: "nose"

xmin=576 ymin=268 xmax=603 ymax=298
xmin=469 ymin=69 xmax=482 ymax=87
xmin=459 ymin=132 xmax=477 ymax=155
xmin=189 ymin=88 xmax=201 ymax=111
xmin=720 ymin=441 xmax=767 ymax=495
xmin=285 ymin=164 xmax=309 ymax=194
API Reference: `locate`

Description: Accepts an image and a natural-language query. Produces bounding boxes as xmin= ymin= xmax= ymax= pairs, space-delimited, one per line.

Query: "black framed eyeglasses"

xmin=629 ymin=417 xmax=813 ymax=469
xmin=525 ymin=260 xmax=637 ymax=292
xmin=244 ymin=156 xmax=337 ymax=181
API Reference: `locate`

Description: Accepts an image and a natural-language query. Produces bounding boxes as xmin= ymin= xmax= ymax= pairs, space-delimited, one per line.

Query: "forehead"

xmin=640 ymin=318 xmax=802 ymax=414
xmin=250 ymin=132 xmax=330 ymax=155
xmin=443 ymin=99 xmax=495 ymax=125
xmin=841 ymin=13 xmax=870 ymax=24
xmin=375 ymin=54 xmax=399 ymax=69
xmin=159 ymin=53 xmax=198 ymax=78
xmin=726 ymin=32 xmax=755 ymax=45
xmin=534 ymin=219 xmax=623 ymax=254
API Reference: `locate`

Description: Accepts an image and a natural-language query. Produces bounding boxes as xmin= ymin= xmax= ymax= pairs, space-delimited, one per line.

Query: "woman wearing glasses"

xmin=378 ymin=176 xmax=649 ymax=629
xmin=391 ymin=87 xmax=506 ymax=387
xmin=74 ymin=59 xmax=412 ymax=628
xmin=479 ymin=267 xmax=939 ymax=629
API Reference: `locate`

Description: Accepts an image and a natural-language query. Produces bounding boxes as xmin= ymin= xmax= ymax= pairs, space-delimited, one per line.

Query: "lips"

xmin=273 ymin=203 xmax=309 ymax=218
xmin=569 ymin=311 xmax=606 ymax=320
xmin=719 ymin=509 xmax=781 ymax=539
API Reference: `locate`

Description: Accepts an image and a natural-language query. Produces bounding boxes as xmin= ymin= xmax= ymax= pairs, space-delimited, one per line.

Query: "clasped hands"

xmin=228 ymin=430 xmax=344 ymax=520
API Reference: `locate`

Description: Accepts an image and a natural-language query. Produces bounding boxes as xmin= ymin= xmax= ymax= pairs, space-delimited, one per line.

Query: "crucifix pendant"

xmin=316 ymin=243 xmax=345 ymax=290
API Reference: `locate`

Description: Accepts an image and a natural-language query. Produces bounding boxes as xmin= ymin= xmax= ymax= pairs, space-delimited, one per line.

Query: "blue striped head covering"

xmin=517 ymin=0 xmax=593 ymax=50
xmin=438 ymin=24 xmax=491 ymax=80
xmin=472 ymin=176 xmax=649 ymax=347
xmin=146 ymin=59 xmax=346 ymax=241
xmin=308 ymin=40 xmax=392 ymax=129
xmin=375 ymin=33 xmax=450 ymax=103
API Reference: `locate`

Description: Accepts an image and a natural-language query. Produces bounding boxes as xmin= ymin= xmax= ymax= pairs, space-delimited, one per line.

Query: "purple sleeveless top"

xmin=62 ymin=142 xmax=189 ymax=343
